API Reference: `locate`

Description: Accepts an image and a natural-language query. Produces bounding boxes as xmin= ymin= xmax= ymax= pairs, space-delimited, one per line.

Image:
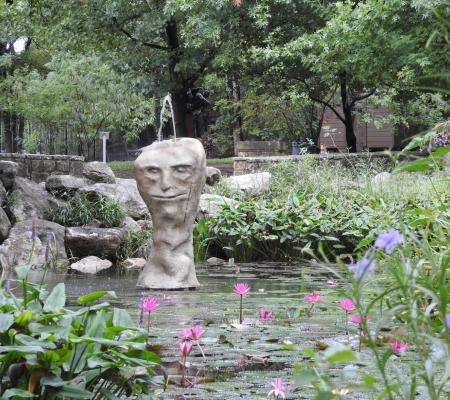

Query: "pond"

xmin=28 ymin=262 xmax=425 ymax=399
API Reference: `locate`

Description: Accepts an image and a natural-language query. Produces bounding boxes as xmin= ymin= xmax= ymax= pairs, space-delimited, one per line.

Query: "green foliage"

xmin=48 ymin=193 xmax=126 ymax=228
xmin=119 ymin=229 xmax=153 ymax=260
xmin=206 ymin=156 xmax=449 ymax=261
xmin=290 ymin=223 xmax=449 ymax=399
xmin=0 ymin=266 xmax=160 ymax=399
xmin=193 ymin=218 xmax=210 ymax=262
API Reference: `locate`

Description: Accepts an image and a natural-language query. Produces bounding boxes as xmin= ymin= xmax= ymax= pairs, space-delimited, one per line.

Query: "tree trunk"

xmin=339 ymin=72 xmax=357 ymax=152
xmin=226 ymin=77 xmax=244 ymax=156
xmin=2 ymin=111 xmax=21 ymax=153
xmin=165 ymin=18 xmax=195 ymax=138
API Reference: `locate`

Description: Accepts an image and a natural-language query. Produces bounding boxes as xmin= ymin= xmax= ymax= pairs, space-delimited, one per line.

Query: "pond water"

xmin=28 ymin=262 xmax=424 ymax=399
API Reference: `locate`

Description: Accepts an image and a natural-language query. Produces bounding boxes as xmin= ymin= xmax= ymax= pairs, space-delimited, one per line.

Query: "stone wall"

xmin=0 ymin=153 xmax=84 ymax=182
xmin=234 ymin=152 xmax=422 ymax=175
xmin=236 ymin=141 xmax=289 ymax=157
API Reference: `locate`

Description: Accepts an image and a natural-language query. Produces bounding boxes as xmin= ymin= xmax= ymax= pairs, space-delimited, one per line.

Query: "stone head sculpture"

xmin=134 ymin=138 xmax=206 ymax=289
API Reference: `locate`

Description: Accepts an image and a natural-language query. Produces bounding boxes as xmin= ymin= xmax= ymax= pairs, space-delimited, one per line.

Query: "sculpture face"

xmin=134 ymin=138 xmax=206 ymax=289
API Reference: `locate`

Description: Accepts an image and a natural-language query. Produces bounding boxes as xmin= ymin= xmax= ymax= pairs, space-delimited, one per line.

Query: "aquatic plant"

xmin=390 ymin=341 xmax=408 ymax=355
xmin=267 ymin=378 xmax=288 ymax=399
xmin=259 ymin=308 xmax=274 ymax=321
xmin=142 ymin=296 xmax=160 ymax=334
xmin=0 ymin=264 xmax=160 ymax=399
xmin=340 ymin=298 xmax=355 ymax=340
xmin=304 ymin=292 xmax=324 ymax=316
xmin=233 ymin=283 xmax=251 ymax=324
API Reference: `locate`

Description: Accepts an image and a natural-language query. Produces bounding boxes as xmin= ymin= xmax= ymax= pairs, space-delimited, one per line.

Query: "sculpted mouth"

xmin=151 ymin=193 xmax=187 ymax=200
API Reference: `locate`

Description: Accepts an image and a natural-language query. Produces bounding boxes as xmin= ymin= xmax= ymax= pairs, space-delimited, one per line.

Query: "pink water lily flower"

xmin=142 ymin=296 xmax=160 ymax=313
xmin=190 ymin=325 xmax=206 ymax=341
xmin=268 ymin=377 xmax=288 ymax=399
xmin=180 ymin=342 xmax=193 ymax=357
xmin=304 ymin=293 xmax=325 ymax=303
xmin=259 ymin=308 xmax=274 ymax=321
xmin=348 ymin=314 xmax=368 ymax=325
xmin=390 ymin=341 xmax=408 ymax=355
xmin=340 ymin=299 xmax=355 ymax=312
xmin=179 ymin=328 xmax=192 ymax=341
xmin=233 ymin=282 xmax=251 ymax=296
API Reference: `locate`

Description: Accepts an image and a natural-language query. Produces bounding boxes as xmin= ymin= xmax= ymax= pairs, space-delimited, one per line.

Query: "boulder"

xmin=83 ymin=162 xmax=116 ymax=183
xmin=199 ymin=194 xmax=239 ymax=218
xmin=206 ymin=166 xmax=221 ymax=186
xmin=9 ymin=177 xmax=61 ymax=222
xmin=121 ymin=216 xmax=141 ymax=233
xmin=122 ymin=257 xmax=146 ymax=271
xmin=45 ymin=174 xmax=91 ymax=196
xmin=225 ymin=172 xmax=270 ymax=195
xmin=65 ymin=226 xmax=125 ymax=259
xmin=0 ymin=208 xmax=11 ymax=243
xmin=136 ymin=219 xmax=152 ymax=231
xmin=206 ymin=257 xmax=226 ymax=264
xmin=0 ymin=181 xmax=6 ymax=206
xmin=78 ymin=178 xmax=148 ymax=219
xmin=0 ymin=219 xmax=68 ymax=271
xmin=0 ymin=161 xmax=18 ymax=190
xmin=70 ymin=256 xmax=112 ymax=274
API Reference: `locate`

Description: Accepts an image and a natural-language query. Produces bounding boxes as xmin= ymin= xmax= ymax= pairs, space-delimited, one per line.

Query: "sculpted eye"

xmin=146 ymin=167 xmax=159 ymax=174
xmin=174 ymin=165 xmax=191 ymax=173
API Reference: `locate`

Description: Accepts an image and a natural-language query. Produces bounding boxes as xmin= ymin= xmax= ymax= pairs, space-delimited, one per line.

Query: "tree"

xmin=253 ymin=0 xmax=449 ymax=151
xmin=15 ymin=53 xmax=153 ymax=157
xmin=30 ymin=0 xmax=248 ymax=138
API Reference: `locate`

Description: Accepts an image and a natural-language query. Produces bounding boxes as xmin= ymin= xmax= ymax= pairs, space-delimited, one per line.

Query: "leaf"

xmin=0 ymin=345 xmax=44 ymax=354
xmin=1 ymin=388 xmax=36 ymax=398
xmin=394 ymin=158 xmax=442 ymax=172
xmin=112 ymin=308 xmax=134 ymax=328
xmin=0 ymin=313 xmax=14 ymax=333
xmin=322 ymin=344 xmax=356 ymax=365
xmin=15 ymin=264 xmax=32 ymax=280
xmin=43 ymin=283 xmax=66 ymax=313
xmin=293 ymin=364 xmax=318 ymax=386
xmin=55 ymin=385 xmax=92 ymax=399
xmin=76 ymin=291 xmax=116 ymax=305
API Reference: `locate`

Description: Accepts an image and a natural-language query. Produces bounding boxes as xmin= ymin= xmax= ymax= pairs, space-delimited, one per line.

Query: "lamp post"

xmin=99 ymin=131 xmax=110 ymax=163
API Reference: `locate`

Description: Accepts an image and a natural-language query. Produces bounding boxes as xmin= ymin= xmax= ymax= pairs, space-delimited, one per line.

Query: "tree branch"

xmin=112 ymin=17 xmax=168 ymax=51
xmin=300 ymin=79 xmax=346 ymax=124
xmin=350 ymin=89 xmax=376 ymax=108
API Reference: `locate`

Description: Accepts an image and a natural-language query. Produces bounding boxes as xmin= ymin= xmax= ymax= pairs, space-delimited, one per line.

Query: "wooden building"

xmin=319 ymin=105 xmax=394 ymax=152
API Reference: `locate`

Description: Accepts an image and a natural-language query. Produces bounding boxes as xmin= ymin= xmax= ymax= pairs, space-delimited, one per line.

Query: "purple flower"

xmin=446 ymin=314 xmax=450 ymax=330
xmin=4 ymin=280 xmax=11 ymax=290
xmin=374 ymin=229 xmax=404 ymax=254
xmin=348 ymin=258 xmax=376 ymax=279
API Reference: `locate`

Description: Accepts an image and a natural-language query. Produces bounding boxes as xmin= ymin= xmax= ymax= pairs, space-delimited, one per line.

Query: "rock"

xmin=83 ymin=161 xmax=116 ymax=183
xmin=0 ymin=161 xmax=18 ymax=190
xmin=0 ymin=181 xmax=6 ymax=206
xmin=0 ymin=208 xmax=11 ymax=243
xmin=0 ymin=219 xmax=68 ymax=271
xmin=206 ymin=257 xmax=226 ymax=264
xmin=121 ymin=216 xmax=141 ymax=233
xmin=199 ymin=194 xmax=239 ymax=218
xmin=225 ymin=172 xmax=270 ymax=195
xmin=372 ymin=172 xmax=391 ymax=186
xmin=78 ymin=178 xmax=148 ymax=219
xmin=136 ymin=219 xmax=153 ymax=230
xmin=9 ymin=177 xmax=61 ymax=222
xmin=70 ymin=256 xmax=112 ymax=274
xmin=65 ymin=226 xmax=125 ymax=259
xmin=122 ymin=257 xmax=146 ymax=271
xmin=45 ymin=174 xmax=91 ymax=196
xmin=202 ymin=184 xmax=213 ymax=194
xmin=206 ymin=166 xmax=221 ymax=186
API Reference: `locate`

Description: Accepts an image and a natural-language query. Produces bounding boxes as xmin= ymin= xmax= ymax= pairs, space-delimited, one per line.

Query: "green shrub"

xmin=48 ymin=193 xmax=126 ymax=228
xmin=0 ymin=264 xmax=160 ymax=399
xmin=119 ymin=228 xmax=153 ymax=260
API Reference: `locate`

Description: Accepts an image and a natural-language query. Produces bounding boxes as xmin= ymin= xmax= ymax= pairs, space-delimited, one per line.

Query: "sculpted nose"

xmin=160 ymin=172 xmax=171 ymax=192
